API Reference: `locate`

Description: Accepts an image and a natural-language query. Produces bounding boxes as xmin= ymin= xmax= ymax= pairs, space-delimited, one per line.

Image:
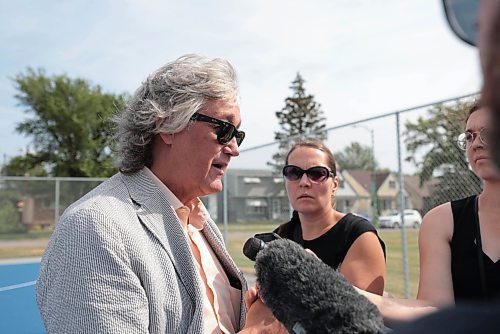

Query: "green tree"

xmin=268 ymin=73 xmax=327 ymax=172
xmin=2 ymin=153 xmax=48 ymax=177
xmin=0 ymin=188 xmax=26 ymax=233
xmin=0 ymin=201 xmax=24 ymax=233
xmin=335 ymin=142 xmax=378 ymax=170
xmin=405 ymin=100 xmax=481 ymax=207
xmin=3 ymin=68 xmax=127 ymax=177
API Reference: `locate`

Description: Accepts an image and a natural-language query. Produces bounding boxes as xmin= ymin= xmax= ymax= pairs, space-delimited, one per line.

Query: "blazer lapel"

xmin=119 ymin=171 xmax=204 ymax=305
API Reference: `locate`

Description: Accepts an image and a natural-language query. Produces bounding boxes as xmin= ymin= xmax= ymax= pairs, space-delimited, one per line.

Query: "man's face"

xmin=157 ymin=99 xmax=241 ymax=203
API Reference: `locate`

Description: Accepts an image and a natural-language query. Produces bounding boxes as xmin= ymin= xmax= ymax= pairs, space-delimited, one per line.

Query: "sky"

xmin=0 ymin=0 xmax=480 ymax=171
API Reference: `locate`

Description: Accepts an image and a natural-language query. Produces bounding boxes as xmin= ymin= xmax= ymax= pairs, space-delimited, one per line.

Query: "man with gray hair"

xmin=36 ymin=54 xmax=285 ymax=333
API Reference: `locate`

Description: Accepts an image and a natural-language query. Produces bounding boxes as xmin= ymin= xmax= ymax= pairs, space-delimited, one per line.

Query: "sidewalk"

xmin=0 ymin=257 xmax=41 ymax=265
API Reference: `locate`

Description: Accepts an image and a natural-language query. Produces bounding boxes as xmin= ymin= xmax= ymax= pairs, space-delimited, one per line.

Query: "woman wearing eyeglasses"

xmin=416 ymin=101 xmax=500 ymax=306
xmin=273 ymin=139 xmax=386 ymax=295
xmin=355 ymin=101 xmax=500 ymax=329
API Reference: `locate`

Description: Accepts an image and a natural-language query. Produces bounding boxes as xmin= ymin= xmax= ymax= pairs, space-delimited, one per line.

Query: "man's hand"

xmin=239 ymin=287 xmax=288 ymax=334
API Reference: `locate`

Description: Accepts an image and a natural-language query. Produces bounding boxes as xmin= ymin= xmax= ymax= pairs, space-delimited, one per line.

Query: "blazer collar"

xmin=119 ymin=170 xmax=247 ymax=327
xmin=119 ymin=170 xmax=204 ymax=304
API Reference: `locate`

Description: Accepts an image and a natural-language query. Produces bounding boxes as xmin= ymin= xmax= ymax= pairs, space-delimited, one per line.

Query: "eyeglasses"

xmin=282 ymin=165 xmax=334 ymax=183
xmin=190 ymin=112 xmax=245 ymax=146
xmin=457 ymin=128 xmax=489 ymax=151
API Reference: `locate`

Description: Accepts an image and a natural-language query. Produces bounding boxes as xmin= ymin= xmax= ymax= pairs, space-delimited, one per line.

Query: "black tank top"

xmin=451 ymin=196 xmax=500 ymax=302
xmin=273 ymin=211 xmax=386 ymax=270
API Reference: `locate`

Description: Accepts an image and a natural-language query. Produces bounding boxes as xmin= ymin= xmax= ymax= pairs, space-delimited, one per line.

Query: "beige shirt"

xmin=143 ymin=167 xmax=240 ymax=334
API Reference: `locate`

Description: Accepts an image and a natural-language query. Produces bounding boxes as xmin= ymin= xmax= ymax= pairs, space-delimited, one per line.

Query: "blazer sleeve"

xmin=37 ymin=208 xmax=150 ymax=333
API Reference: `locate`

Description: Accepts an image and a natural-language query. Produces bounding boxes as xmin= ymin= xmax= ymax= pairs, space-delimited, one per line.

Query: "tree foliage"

xmin=0 ymin=189 xmax=26 ymax=233
xmin=3 ymin=68 xmax=127 ymax=177
xmin=404 ymin=100 xmax=482 ymax=206
xmin=335 ymin=142 xmax=378 ymax=170
xmin=268 ymin=73 xmax=327 ymax=172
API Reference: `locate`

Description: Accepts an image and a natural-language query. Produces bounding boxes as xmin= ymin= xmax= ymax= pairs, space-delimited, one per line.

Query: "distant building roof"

xmin=404 ymin=175 xmax=436 ymax=197
xmin=345 ymin=169 xmax=389 ymax=192
xmin=227 ymin=169 xmax=276 ymax=177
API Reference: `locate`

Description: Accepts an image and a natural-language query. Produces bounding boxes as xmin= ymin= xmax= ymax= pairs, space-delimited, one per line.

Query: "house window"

xmin=245 ymin=199 xmax=267 ymax=214
xmin=243 ymin=177 xmax=261 ymax=183
xmin=381 ymin=200 xmax=392 ymax=211
xmin=389 ymin=181 xmax=396 ymax=189
xmin=246 ymin=206 xmax=266 ymax=214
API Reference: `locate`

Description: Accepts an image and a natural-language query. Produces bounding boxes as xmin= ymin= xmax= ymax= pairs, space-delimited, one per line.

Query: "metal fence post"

xmin=54 ymin=178 xmax=60 ymax=225
xmin=396 ymin=112 xmax=410 ymax=298
xmin=223 ymin=173 xmax=228 ymax=244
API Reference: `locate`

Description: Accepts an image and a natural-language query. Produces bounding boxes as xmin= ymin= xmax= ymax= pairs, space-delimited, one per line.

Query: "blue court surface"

xmin=0 ymin=261 xmax=46 ymax=334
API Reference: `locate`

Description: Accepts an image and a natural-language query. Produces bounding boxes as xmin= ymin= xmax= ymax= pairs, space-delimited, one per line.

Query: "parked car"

xmin=378 ymin=209 xmax=422 ymax=229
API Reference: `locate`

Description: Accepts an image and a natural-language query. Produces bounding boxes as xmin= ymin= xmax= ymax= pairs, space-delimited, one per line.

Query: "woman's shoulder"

xmin=450 ymin=195 xmax=476 ymax=217
xmin=420 ymin=202 xmax=454 ymax=242
xmin=336 ymin=213 xmax=383 ymax=248
xmin=424 ymin=202 xmax=452 ymax=219
xmin=273 ymin=212 xmax=300 ymax=239
xmin=338 ymin=213 xmax=387 ymax=260
xmin=339 ymin=213 xmax=376 ymax=233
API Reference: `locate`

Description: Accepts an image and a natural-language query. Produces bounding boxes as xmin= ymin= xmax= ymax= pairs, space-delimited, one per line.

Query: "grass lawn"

xmin=0 ymin=246 xmax=48 ymax=259
xmin=0 ymin=230 xmax=53 ymax=259
xmin=0 ymin=230 xmax=53 ymax=241
xmin=0 ymin=221 xmax=420 ymax=298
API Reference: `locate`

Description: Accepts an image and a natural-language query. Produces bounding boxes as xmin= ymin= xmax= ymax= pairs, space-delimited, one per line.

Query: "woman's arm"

xmin=352 ymin=204 xmax=454 ymax=327
xmin=416 ymin=202 xmax=455 ymax=306
xmin=340 ymin=231 xmax=386 ymax=295
xmin=356 ymin=287 xmax=437 ymax=328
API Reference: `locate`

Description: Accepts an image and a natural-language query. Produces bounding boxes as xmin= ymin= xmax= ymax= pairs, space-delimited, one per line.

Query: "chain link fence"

xmin=0 ymin=93 xmax=481 ymax=297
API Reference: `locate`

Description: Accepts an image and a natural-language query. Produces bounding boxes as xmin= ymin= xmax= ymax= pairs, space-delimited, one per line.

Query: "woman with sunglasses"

xmin=273 ymin=139 xmax=386 ymax=295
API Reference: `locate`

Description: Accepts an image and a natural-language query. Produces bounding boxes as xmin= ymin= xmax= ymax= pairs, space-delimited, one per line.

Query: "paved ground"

xmin=0 ymin=238 xmax=259 ymax=287
xmin=0 ymin=256 xmax=41 ymax=265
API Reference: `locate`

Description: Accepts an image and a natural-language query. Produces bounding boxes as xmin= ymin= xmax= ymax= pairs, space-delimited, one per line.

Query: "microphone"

xmin=255 ymin=238 xmax=384 ymax=334
xmin=243 ymin=232 xmax=281 ymax=261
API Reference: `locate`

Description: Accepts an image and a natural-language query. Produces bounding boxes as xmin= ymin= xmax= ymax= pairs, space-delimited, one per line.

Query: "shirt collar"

xmin=143 ymin=166 xmax=183 ymax=209
xmin=143 ymin=167 xmax=210 ymax=230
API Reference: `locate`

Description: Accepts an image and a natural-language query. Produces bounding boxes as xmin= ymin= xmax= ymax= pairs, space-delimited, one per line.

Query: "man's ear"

xmin=159 ymin=133 xmax=173 ymax=145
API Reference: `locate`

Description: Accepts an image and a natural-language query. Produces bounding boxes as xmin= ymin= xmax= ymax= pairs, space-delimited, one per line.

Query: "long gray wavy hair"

xmin=114 ymin=54 xmax=239 ymax=174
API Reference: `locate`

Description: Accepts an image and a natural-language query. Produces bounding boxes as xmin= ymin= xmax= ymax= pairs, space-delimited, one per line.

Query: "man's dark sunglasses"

xmin=282 ymin=165 xmax=334 ymax=183
xmin=190 ymin=112 xmax=245 ymax=146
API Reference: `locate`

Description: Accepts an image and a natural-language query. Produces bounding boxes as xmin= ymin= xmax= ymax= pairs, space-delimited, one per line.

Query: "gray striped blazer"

xmin=36 ymin=170 xmax=247 ymax=333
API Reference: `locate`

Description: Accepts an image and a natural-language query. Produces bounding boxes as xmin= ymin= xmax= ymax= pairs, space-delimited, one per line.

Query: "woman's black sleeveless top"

xmin=274 ymin=211 xmax=385 ymax=270
xmin=451 ymin=196 xmax=500 ymax=302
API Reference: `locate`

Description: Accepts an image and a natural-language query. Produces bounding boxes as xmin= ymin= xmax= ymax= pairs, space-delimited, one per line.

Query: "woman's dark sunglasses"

xmin=190 ymin=112 xmax=245 ymax=146
xmin=282 ymin=165 xmax=334 ymax=183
